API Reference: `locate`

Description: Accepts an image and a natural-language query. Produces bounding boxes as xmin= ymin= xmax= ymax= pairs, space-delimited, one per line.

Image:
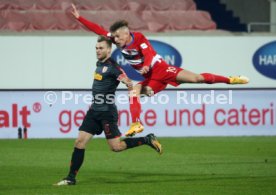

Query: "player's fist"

xmin=125 ymin=79 xmax=133 ymax=90
xmin=140 ymin=66 xmax=150 ymax=74
xmin=71 ymin=4 xmax=80 ymax=19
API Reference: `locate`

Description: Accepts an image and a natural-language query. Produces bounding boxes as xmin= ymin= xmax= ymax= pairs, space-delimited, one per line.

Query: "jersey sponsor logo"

xmin=94 ymin=73 xmax=103 ymax=81
xmin=253 ymin=41 xmax=276 ymax=80
xmin=112 ymin=40 xmax=182 ymax=81
xmin=102 ymin=66 xmax=108 ymax=73
xmin=121 ymin=49 xmax=139 ymax=56
xmin=125 ymin=58 xmax=143 ymax=65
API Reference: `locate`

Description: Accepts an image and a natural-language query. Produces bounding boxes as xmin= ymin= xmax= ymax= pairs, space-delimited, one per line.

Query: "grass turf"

xmin=0 ymin=137 xmax=276 ymax=195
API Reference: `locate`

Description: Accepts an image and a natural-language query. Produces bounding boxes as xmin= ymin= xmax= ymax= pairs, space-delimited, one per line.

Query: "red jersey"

xmin=78 ymin=16 xmax=162 ymax=72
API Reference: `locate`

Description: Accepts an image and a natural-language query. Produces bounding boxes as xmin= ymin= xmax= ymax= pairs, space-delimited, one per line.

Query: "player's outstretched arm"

xmin=71 ymin=4 xmax=80 ymax=19
xmin=138 ymin=33 xmax=156 ymax=74
xmin=71 ymin=4 xmax=109 ymax=36
xmin=117 ymin=73 xmax=133 ymax=90
xmin=121 ymin=77 xmax=133 ymax=91
xmin=140 ymin=66 xmax=150 ymax=75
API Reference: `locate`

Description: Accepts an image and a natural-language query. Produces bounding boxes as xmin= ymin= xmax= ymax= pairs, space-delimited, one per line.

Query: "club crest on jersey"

xmin=102 ymin=66 xmax=108 ymax=73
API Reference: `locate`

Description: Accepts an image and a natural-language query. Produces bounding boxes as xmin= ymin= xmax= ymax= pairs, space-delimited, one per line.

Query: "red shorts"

xmin=138 ymin=60 xmax=183 ymax=94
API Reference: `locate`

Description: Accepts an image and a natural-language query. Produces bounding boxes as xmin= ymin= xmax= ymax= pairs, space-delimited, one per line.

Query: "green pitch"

xmin=1 ymin=137 xmax=276 ymax=194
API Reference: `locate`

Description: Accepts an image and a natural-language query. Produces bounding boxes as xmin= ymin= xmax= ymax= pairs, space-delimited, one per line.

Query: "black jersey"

xmin=91 ymin=58 xmax=123 ymax=111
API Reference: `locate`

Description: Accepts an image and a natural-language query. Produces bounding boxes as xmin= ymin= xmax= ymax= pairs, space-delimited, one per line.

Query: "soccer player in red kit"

xmin=71 ymin=4 xmax=249 ymax=137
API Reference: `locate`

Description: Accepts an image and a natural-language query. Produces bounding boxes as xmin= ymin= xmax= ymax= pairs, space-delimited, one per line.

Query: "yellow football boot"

xmin=229 ymin=75 xmax=249 ymax=84
xmin=125 ymin=122 xmax=144 ymax=137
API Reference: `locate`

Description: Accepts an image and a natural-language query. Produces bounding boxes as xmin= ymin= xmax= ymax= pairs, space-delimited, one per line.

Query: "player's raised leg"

xmin=126 ymin=84 xmax=144 ymax=137
xmin=55 ymin=131 xmax=92 ymax=186
xmin=107 ymin=133 xmax=162 ymax=154
xmin=176 ymin=69 xmax=249 ymax=84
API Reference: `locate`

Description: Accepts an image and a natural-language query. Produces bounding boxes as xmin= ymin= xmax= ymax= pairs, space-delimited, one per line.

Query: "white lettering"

xmin=259 ymin=55 xmax=276 ymax=65
xmin=62 ymin=91 xmax=73 ymax=104
xmin=177 ymin=91 xmax=189 ymax=104
xmin=202 ymin=90 xmax=214 ymax=104
xmin=116 ymin=56 xmax=128 ymax=66
xmin=164 ymin=55 xmax=175 ymax=65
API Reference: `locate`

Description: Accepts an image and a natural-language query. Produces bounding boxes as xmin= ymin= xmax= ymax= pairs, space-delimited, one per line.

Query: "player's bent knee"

xmin=145 ymin=91 xmax=154 ymax=97
xmin=195 ymin=75 xmax=204 ymax=83
xmin=188 ymin=74 xmax=204 ymax=83
xmin=177 ymin=71 xmax=204 ymax=83
xmin=110 ymin=147 xmax=122 ymax=152
xmin=190 ymin=78 xmax=199 ymax=83
xmin=110 ymin=144 xmax=124 ymax=152
xmin=142 ymin=86 xmax=154 ymax=97
xmin=74 ymin=137 xmax=87 ymax=149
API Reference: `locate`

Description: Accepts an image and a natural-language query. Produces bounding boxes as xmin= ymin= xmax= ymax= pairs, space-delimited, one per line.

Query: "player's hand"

xmin=71 ymin=4 xmax=80 ymax=19
xmin=119 ymin=76 xmax=133 ymax=90
xmin=125 ymin=79 xmax=133 ymax=90
xmin=140 ymin=66 xmax=150 ymax=74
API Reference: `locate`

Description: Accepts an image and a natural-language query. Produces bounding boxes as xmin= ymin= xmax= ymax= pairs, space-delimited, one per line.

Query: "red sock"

xmin=200 ymin=73 xmax=230 ymax=84
xmin=129 ymin=96 xmax=141 ymax=123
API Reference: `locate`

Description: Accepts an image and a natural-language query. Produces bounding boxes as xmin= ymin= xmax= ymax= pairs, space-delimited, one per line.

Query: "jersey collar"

xmin=97 ymin=58 xmax=111 ymax=66
xmin=124 ymin=32 xmax=134 ymax=48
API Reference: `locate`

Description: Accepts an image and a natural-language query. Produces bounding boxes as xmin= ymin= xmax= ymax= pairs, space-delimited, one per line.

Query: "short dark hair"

xmin=97 ymin=35 xmax=112 ymax=48
xmin=109 ymin=20 xmax=129 ymax=32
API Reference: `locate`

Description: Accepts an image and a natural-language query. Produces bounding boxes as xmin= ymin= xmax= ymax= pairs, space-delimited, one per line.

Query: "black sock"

xmin=123 ymin=137 xmax=147 ymax=149
xmin=68 ymin=147 xmax=85 ymax=179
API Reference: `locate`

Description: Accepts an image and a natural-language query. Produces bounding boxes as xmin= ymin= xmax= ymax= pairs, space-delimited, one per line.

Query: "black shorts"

xmin=79 ymin=108 xmax=121 ymax=139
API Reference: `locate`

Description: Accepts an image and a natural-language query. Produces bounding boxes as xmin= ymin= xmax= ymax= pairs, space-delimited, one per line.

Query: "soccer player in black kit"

xmin=55 ymin=36 xmax=162 ymax=186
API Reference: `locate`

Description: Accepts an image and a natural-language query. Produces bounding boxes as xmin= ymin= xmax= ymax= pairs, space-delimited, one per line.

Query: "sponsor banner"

xmin=0 ymin=90 xmax=275 ymax=138
xmin=252 ymin=41 xmax=276 ymax=80
xmin=1 ymin=36 xmax=276 ymax=89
